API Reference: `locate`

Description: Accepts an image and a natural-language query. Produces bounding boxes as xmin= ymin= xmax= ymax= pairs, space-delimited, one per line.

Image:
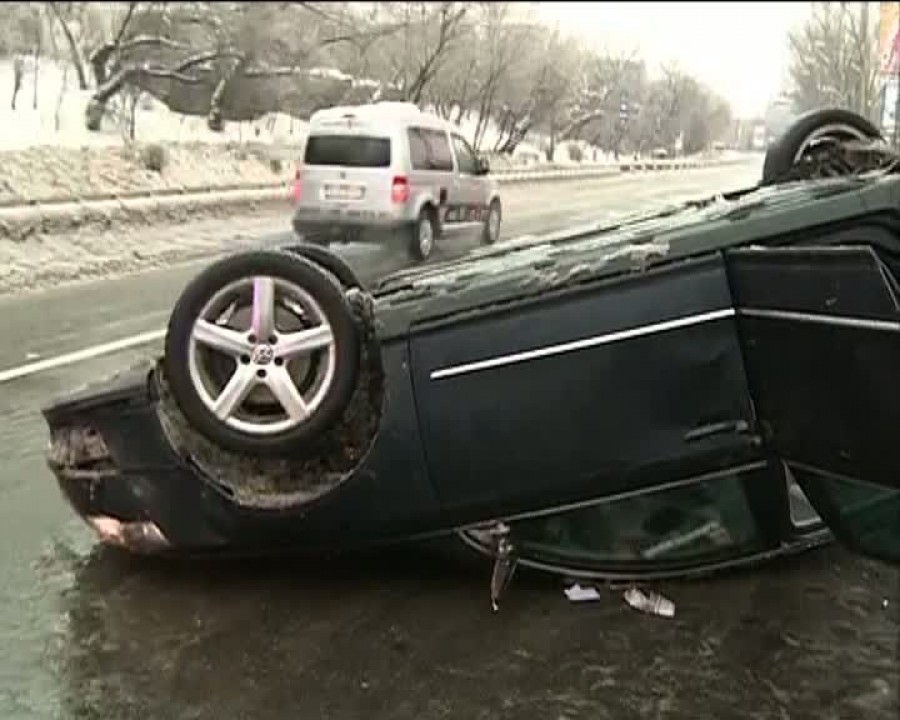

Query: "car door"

xmin=725 ymin=241 xmax=900 ymax=565
xmin=409 ymin=251 xmax=762 ymax=524
xmin=419 ymin=128 xmax=458 ymax=228
xmin=450 ymin=133 xmax=485 ymax=226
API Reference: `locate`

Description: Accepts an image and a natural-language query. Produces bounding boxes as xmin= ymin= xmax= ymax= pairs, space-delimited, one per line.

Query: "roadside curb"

xmin=0 ymin=156 xmax=752 ymax=241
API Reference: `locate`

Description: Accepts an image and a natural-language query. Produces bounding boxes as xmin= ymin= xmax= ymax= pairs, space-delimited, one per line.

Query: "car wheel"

xmin=481 ymin=199 xmax=501 ymax=245
xmin=408 ymin=207 xmax=436 ymax=262
xmin=163 ymin=250 xmax=361 ymax=457
xmin=761 ymin=108 xmax=882 ymax=186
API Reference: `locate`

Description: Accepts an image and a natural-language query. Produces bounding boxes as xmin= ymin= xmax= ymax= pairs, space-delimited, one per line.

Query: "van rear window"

xmin=304 ymin=135 xmax=391 ymax=167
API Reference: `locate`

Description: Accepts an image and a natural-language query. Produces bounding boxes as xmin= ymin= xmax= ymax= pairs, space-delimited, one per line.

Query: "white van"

xmin=291 ymin=102 xmax=502 ymax=262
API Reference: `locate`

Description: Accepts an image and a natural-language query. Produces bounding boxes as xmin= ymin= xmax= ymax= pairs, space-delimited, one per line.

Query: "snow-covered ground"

xmin=0 ymin=58 xmax=609 ymax=165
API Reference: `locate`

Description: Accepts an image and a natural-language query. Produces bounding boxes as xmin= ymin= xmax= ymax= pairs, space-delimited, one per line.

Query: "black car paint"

xmin=42 ymin=174 xmax=900 ymax=565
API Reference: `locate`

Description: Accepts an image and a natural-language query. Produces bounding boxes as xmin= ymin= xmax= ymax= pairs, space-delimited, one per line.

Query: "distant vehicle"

xmin=651 ymin=147 xmax=669 ymax=159
xmin=291 ymin=102 xmax=502 ymax=262
xmin=712 ymin=141 xmax=727 ymax=152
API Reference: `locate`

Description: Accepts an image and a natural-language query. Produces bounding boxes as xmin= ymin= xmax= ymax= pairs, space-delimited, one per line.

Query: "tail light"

xmin=290 ymin=168 xmax=302 ymax=203
xmin=391 ymin=175 xmax=409 ymax=204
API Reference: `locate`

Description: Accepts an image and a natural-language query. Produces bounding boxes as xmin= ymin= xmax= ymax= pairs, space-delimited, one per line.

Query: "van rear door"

xmin=298 ymin=125 xmax=397 ymax=218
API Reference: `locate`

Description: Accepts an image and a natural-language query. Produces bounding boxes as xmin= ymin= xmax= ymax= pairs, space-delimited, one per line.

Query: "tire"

xmin=408 ymin=207 xmax=436 ymax=262
xmin=761 ymin=107 xmax=882 ymax=186
xmin=282 ymin=243 xmax=363 ymax=290
xmin=163 ymin=250 xmax=361 ymax=457
xmin=481 ymin=199 xmax=501 ymax=245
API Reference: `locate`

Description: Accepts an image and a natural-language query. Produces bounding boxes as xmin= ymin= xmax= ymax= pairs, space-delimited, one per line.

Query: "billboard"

xmin=880 ymin=3 xmax=900 ymax=134
xmin=880 ymin=2 xmax=900 ymax=75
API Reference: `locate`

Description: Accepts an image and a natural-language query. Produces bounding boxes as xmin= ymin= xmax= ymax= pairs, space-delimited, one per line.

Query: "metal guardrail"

xmin=0 ymin=155 xmax=750 ymax=214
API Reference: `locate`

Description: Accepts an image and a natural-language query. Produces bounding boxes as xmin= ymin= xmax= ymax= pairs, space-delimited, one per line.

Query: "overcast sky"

xmin=535 ymin=1 xmax=814 ymax=119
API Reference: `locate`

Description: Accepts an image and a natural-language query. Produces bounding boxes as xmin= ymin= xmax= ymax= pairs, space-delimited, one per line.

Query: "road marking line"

xmin=0 ymin=328 xmax=166 ymax=385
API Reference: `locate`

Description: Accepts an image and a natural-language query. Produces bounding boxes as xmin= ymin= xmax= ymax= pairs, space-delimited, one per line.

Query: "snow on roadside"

xmin=0 ymin=142 xmax=297 ymax=205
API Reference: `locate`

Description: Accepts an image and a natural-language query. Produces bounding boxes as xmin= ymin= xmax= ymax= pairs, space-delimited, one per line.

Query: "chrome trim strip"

xmin=737 ymin=307 xmax=900 ymax=332
xmin=429 ymin=307 xmax=736 ymax=380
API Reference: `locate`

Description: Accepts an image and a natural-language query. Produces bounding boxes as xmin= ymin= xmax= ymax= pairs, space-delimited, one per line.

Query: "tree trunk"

xmin=547 ymin=119 xmax=556 ymax=162
xmin=85 ymin=68 xmax=132 ymax=130
xmin=33 ymin=18 xmax=42 ymax=110
xmin=48 ymin=3 xmax=89 ymax=90
xmin=55 ymin=63 xmax=69 ymax=132
xmin=11 ymin=57 xmax=24 ymax=110
xmin=208 ymin=59 xmax=245 ymax=132
xmin=128 ymin=92 xmax=139 ymax=140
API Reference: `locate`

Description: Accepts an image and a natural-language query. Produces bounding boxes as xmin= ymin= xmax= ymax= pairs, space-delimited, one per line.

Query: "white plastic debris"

xmin=25 ymin=352 xmax=40 ymax=360
xmin=564 ymin=583 xmax=602 ymax=602
xmin=623 ymin=587 xmax=675 ymax=618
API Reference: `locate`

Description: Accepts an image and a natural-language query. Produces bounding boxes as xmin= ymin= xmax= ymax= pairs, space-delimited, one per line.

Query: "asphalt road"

xmin=1 ymin=158 xmax=897 ymax=720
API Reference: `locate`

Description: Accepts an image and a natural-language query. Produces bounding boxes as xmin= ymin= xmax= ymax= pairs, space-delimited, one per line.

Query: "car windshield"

xmin=304 ymin=134 xmax=392 ymax=167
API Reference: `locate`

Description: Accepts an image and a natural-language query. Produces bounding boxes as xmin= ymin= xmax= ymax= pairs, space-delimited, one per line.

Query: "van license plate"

xmin=323 ymin=183 xmax=365 ymax=201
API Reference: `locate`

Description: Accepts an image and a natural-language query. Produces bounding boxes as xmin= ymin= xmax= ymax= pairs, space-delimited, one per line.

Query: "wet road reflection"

xmin=52 ymin=544 xmax=897 ymax=720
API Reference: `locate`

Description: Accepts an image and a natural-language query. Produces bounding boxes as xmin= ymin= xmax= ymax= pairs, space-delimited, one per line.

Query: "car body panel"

xmin=409 ymin=253 xmax=758 ymax=520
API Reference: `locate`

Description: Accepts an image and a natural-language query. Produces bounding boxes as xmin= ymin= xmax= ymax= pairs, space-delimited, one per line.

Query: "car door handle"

xmin=683 ymin=419 xmax=752 ymax=443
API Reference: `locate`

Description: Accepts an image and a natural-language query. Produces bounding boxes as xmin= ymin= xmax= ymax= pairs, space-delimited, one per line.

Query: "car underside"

xmin=41 ymin=108 xmax=900 ymax=607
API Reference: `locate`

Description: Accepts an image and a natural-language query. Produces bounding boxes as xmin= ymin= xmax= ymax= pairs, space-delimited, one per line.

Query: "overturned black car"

xmin=43 ymin=109 xmax=900 ymax=595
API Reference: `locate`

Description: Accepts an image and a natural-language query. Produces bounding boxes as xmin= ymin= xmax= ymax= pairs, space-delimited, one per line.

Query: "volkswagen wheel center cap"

xmin=252 ymin=344 xmax=275 ymax=365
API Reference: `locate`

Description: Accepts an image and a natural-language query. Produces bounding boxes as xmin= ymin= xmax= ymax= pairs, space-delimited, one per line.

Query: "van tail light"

xmin=391 ymin=175 xmax=409 ymax=204
xmin=290 ymin=169 xmax=302 ymax=203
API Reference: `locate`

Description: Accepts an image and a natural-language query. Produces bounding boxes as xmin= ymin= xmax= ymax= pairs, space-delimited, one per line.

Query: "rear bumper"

xmin=44 ymin=364 xmax=233 ymax=555
xmin=292 ymin=206 xmax=408 ymax=237
xmin=41 ymin=347 xmax=443 ymax=558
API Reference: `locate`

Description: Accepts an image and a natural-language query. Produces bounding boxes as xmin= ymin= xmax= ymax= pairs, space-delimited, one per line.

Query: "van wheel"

xmin=408 ymin=208 xmax=435 ymax=262
xmin=482 ymin=199 xmax=501 ymax=245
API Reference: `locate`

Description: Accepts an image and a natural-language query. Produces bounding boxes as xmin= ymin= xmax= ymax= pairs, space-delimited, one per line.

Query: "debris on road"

xmin=564 ymin=583 xmax=603 ymax=602
xmin=489 ymin=523 xmax=518 ymax=613
xmin=623 ymin=587 xmax=676 ymax=618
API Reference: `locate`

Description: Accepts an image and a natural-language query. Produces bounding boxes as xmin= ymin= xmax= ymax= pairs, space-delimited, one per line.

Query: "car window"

xmin=792 ymin=473 xmax=900 ymax=563
xmin=407 ymin=128 xmax=430 ymax=171
xmin=510 ymin=473 xmax=769 ymax=569
xmin=304 ymin=134 xmax=391 ymax=167
xmin=452 ymin=134 xmax=478 ymax=174
xmin=420 ymin=128 xmax=454 ymax=172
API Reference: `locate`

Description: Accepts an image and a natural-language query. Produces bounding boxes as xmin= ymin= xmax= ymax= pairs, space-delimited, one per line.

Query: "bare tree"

xmin=365 ymin=2 xmax=469 ymax=104
xmin=787 ymin=2 xmax=879 ymax=121
xmin=46 ymin=2 xmax=90 ymax=89
xmin=80 ymin=2 xmax=406 ymax=132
